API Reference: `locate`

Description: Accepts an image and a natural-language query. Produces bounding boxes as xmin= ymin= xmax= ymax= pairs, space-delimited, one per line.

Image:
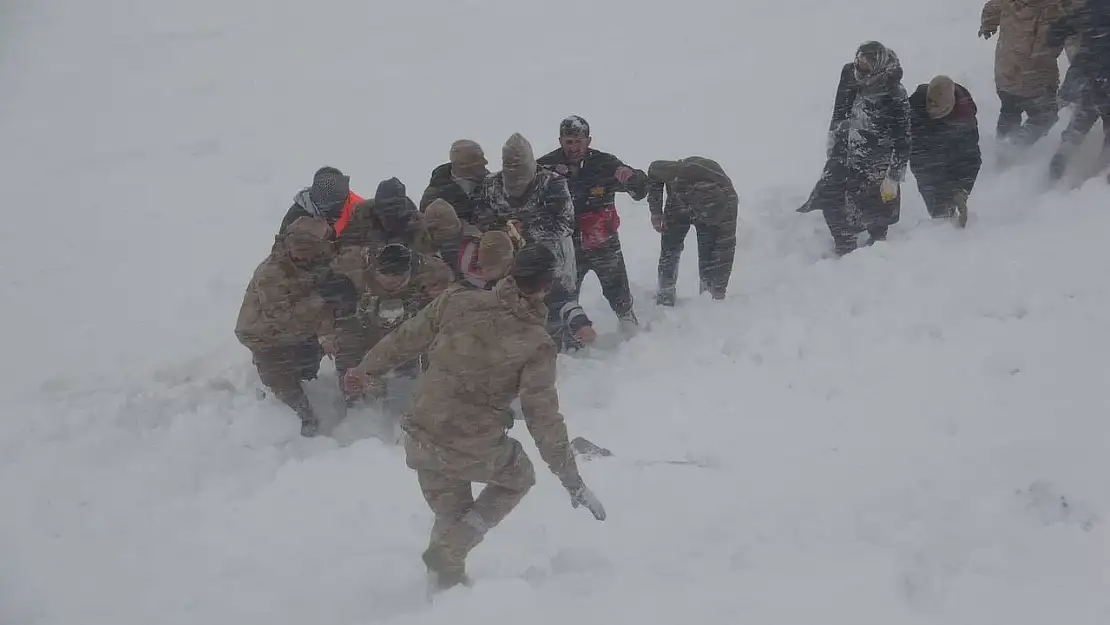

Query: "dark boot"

xmin=865 ymin=227 xmax=888 ymax=246
xmin=422 ymin=545 xmax=472 ymax=591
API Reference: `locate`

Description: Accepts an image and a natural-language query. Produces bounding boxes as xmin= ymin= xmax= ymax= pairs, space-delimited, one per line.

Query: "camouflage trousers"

xmin=248 ymin=337 xmax=323 ymax=421
xmin=403 ymin=426 xmax=536 ymax=581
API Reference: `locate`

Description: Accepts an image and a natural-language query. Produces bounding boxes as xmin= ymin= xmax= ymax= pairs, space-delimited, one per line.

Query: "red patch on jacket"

xmin=578 ymin=205 xmax=620 ymax=250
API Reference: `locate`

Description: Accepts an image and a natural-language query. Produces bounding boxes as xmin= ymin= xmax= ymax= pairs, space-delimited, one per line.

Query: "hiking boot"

xmin=655 ymin=290 xmax=676 ymax=307
xmin=422 ymin=545 xmax=471 ymax=591
xmin=617 ymin=311 xmax=639 ymax=334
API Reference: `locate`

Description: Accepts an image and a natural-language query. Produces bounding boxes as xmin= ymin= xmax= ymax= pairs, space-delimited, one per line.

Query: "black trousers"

xmin=997 ymin=90 xmax=1058 ymax=146
xmin=915 ymin=175 xmax=966 ymax=219
xmin=575 ymin=234 xmax=634 ymax=317
xmin=657 ymin=210 xmax=736 ymax=300
xmin=809 ymin=160 xmax=900 ymax=255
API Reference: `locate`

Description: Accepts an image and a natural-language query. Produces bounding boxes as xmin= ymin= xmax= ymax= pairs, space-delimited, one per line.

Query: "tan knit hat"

xmin=283 ymin=216 xmax=333 ymax=261
xmin=449 ymin=140 xmax=487 ymax=179
xmin=502 ymin=133 xmax=537 ymax=197
xmin=423 ymin=198 xmax=461 ymax=241
xmin=926 ymin=75 xmax=956 ymax=119
xmin=478 ymin=230 xmax=515 ymax=279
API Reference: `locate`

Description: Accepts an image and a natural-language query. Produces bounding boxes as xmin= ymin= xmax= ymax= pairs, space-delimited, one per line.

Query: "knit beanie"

xmin=926 ymin=75 xmax=957 ymax=119
xmin=502 ymin=133 xmax=537 ymax=198
xmin=423 ymin=199 xmax=461 ymax=241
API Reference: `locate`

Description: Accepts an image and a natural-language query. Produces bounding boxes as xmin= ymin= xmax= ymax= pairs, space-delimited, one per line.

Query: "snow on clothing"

xmin=234 ymin=217 xmax=336 ymax=428
xmin=647 ymin=157 xmax=738 ymax=302
xmin=909 ymin=82 xmax=983 ymax=218
xmin=473 ymin=141 xmax=591 ymax=350
xmin=801 ymin=46 xmax=911 ymax=255
xmin=351 ymin=277 xmax=585 ymax=583
xmin=475 ymin=168 xmax=577 ymax=293
xmin=536 ymin=148 xmax=648 ymax=319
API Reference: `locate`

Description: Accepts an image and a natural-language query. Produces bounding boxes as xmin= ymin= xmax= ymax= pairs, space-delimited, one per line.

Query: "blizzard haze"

xmin=1 ymin=0 xmax=1108 ymax=624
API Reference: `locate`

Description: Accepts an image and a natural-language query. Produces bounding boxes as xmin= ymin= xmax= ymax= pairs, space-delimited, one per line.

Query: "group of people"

xmin=797 ymin=41 xmax=982 ymax=255
xmin=233 ymin=117 xmax=740 ymax=590
xmin=799 ymin=0 xmax=1110 ymax=255
xmin=229 ymin=1 xmax=1110 ymax=591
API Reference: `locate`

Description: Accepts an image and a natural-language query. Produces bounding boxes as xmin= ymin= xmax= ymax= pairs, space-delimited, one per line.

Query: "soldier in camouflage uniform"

xmin=342 ymin=244 xmax=606 ymax=591
xmin=235 ymin=217 xmax=337 ymax=437
xmin=332 ymin=242 xmax=452 ymax=404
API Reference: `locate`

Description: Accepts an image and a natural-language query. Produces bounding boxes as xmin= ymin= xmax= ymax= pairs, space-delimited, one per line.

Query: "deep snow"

xmin=2 ymin=0 xmax=1109 ymax=623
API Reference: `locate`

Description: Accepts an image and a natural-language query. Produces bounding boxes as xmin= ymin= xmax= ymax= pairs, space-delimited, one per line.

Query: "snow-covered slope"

xmin=2 ymin=0 xmax=1108 ymax=623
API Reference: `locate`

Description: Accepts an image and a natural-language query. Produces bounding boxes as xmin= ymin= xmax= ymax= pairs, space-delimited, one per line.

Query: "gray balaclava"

xmin=502 ymin=133 xmax=537 ymax=198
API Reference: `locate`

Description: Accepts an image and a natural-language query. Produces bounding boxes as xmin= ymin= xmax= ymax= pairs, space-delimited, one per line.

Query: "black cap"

xmin=375 ymin=243 xmax=412 ymax=276
xmin=374 ymin=177 xmax=407 ymax=202
xmin=511 ymin=243 xmax=557 ymax=279
xmin=559 ymin=115 xmax=590 ymax=138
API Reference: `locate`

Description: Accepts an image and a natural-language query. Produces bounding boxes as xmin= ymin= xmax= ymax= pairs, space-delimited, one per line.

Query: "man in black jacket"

xmin=909 ymin=75 xmax=982 ymax=227
xmin=537 ymin=116 xmax=649 ymax=331
xmin=278 ymin=166 xmax=362 ymax=236
xmin=419 ymin=140 xmax=489 ymax=225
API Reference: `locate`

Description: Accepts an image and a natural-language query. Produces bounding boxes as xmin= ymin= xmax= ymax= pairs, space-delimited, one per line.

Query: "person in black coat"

xmin=1048 ymin=0 xmax=1110 ymax=181
xmin=537 ymin=115 xmax=648 ymax=330
xmin=278 ymin=166 xmax=358 ymax=235
xmin=798 ymin=41 xmax=912 ymax=256
xmin=418 ymin=140 xmax=489 ymax=225
xmin=909 ymin=75 xmax=982 ymax=227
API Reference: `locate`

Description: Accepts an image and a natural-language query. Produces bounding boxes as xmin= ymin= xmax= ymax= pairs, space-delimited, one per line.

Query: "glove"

xmin=568 ymin=483 xmax=606 ymax=521
xmin=650 ymin=213 xmax=665 ymax=233
xmin=979 ymin=27 xmax=995 ymax=39
xmin=342 ymin=369 xmax=383 ymax=396
xmin=574 ymin=325 xmax=598 ymax=345
xmin=880 ymin=177 xmax=899 ymax=202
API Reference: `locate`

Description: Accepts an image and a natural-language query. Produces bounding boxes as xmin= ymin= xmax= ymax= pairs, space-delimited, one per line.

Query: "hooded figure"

xmin=235 ymin=216 xmax=337 ymax=436
xmin=419 ymin=140 xmax=491 ymax=225
xmin=909 ymin=75 xmax=982 ymax=225
xmin=474 ymin=133 xmax=593 ymax=351
xmin=279 ymin=167 xmax=363 ymax=235
xmin=799 ymin=41 xmax=911 ymax=256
